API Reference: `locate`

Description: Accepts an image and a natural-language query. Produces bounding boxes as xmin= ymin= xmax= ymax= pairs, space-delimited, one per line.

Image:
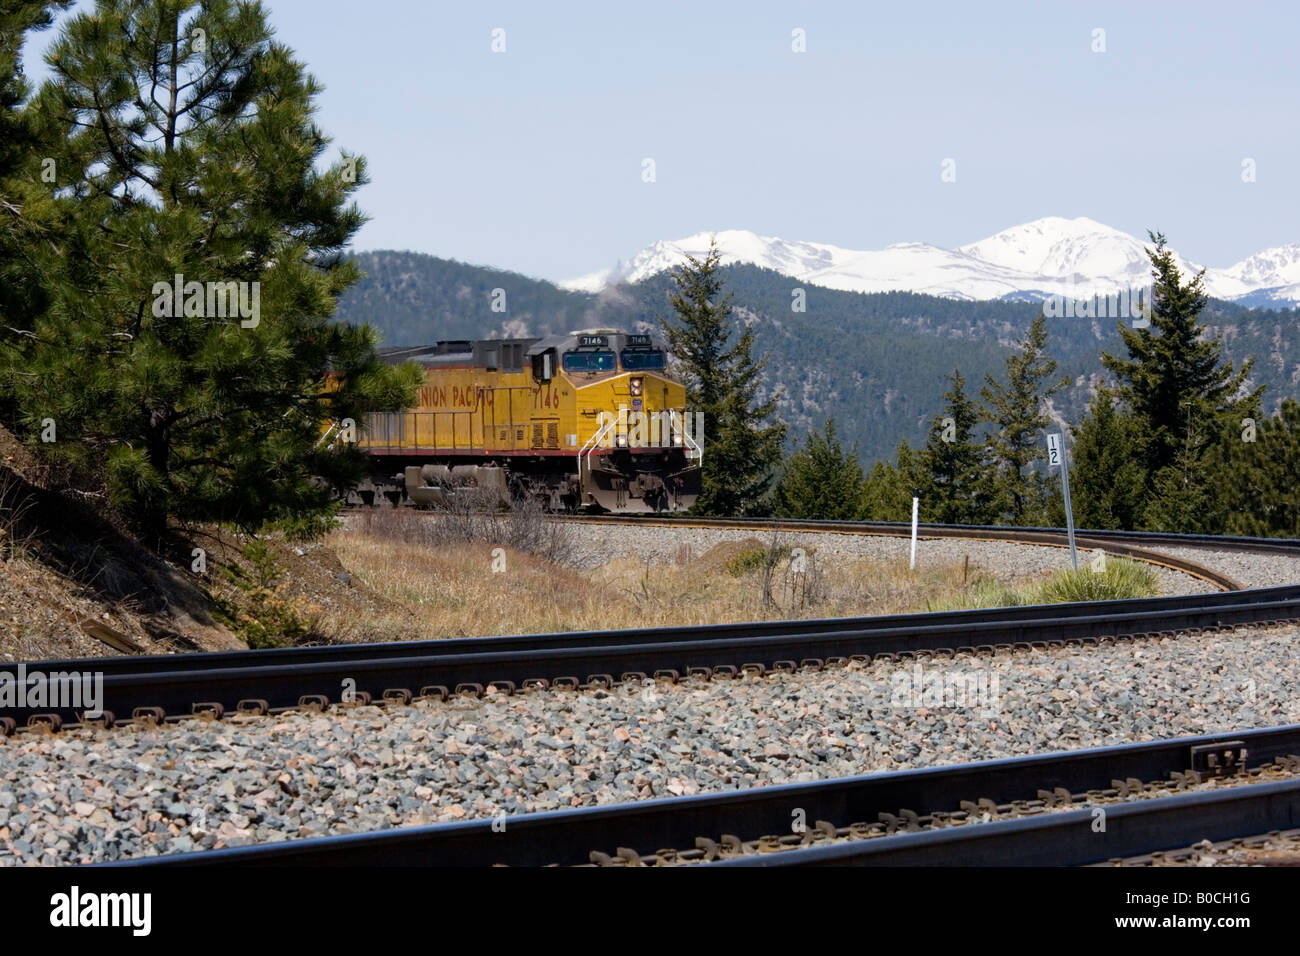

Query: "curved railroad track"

xmin=6 ymin=520 xmax=1300 ymax=867
xmin=555 ymin=514 xmax=1300 ymax=590
xmin=560 ymin=514 xmax=1300 ymax=558
xmin=2 ymin=523 xmax=1295 ymax=733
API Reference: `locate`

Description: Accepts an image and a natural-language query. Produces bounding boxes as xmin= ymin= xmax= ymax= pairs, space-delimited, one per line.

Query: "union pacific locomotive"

xmin=346 ymin=329 xmax=702 ymax=513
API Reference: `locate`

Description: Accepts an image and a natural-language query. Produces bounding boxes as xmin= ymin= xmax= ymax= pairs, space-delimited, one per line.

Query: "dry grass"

xmin=314 ymin=524 xmax=1066 ymax=640
xmin=314 ymin=535 xmax=593 ymax=640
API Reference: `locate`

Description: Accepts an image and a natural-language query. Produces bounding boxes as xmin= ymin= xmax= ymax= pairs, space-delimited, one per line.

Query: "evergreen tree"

xmin=980 ymin=313 xmax=1066 ymax=525
xmin=1144 ymin=441 xmax=1216 ymax=533
xmin=1101 ymin=231 xmax=1261 ymax=519
xmin=772 ymin=418 xmax=864 ymax=519
xmin=1068 ymin=386 xmax=1145 ymax=530
xmin=1215 ymin=401 xmax=1300 ymax=537
xmin=1143 ymin=402 xmax=1222 ymax=533
xmin=659 ymin=237 xmax=785 ymax=515
xmin=3 ymin=0 xmax=420 ymax=544
xmin=860 ymin=439 xmax=920 ymax=520
xmin=919 ymin=368 xmax=991 ymax=524
xmin=0 ymin=2 xmax=68 ymax=423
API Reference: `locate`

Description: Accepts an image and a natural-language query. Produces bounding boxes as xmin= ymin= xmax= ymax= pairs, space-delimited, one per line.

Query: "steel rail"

xmin=3 ymin=522 xmax=1295 ymax=729
xmin=5 ymin=586 xmax=1300 ymax=728
xmin=13 ymin=578 xmax=1270 ymax=681
xmin=103 ymin=723 xmax=1300 ymax=867
xmin=557 ymin=514 xmax=1300 ymax=557
xmin=713 ymin=779 xmax=1300 ymax=867
xmin=4 ymin=520 xmax=1258 ymax=688
xmin=553 ymin=515 xmax=1292 ymax=588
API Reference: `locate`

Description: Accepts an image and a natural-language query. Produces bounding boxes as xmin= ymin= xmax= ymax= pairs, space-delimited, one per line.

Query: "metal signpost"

xmin=1046 ymin=432 xmax=1078 ymax=571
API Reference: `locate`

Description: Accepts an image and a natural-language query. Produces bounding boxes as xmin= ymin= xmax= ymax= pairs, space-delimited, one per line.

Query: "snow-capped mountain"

xmin=1206 ymin=244 xmax=1300 ymax=305
xmin=560 ymin=230 xmax=861 ymax=295
xmin=561 ymin=217 xmax=1300 ymax=308
xmin=957 ymin=217 xmax=1202 ymax=289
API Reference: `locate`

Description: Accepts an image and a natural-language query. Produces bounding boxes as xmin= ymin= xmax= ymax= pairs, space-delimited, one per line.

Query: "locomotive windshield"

xmin=562 ymin=350 xmax=616 ymax=372
xmin=620 ymin=350 xmax=666 ymax=371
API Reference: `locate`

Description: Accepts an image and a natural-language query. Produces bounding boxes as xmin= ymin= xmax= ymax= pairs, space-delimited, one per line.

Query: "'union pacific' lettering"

xmin=418 ymin=385 xmax=493 ymax=411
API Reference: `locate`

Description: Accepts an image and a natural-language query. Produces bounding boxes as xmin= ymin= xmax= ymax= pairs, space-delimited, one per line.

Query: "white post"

xmin=910 ymin=496 xmax=919 ymax=570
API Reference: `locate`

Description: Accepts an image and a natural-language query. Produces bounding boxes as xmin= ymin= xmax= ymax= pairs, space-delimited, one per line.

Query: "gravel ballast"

xmin=1140 ymin=545 xmax=1300 ymax=591
xmin=569 ymin=525 xmax=1219 ymax=596
xmin=1 ymin=623 xmax=1295 ymax=865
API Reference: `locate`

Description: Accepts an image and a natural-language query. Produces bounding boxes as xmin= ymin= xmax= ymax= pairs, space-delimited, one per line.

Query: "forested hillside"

xmin=336 ymin=250 xmax=1300 ymax=464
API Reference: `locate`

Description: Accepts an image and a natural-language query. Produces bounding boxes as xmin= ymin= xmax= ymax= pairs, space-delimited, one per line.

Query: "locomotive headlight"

xmin=616 ymin=433 xmax=628 ymax=447
xmin=629 ymin=377 xmax=643 ymax=397
xmin=670 ymin=430 xmax=683 ymax=446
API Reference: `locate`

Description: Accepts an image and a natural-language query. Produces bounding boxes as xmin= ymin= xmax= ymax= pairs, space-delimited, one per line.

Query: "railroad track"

xmin=7 ymin=521 xmax=1300 ymax=868
xmin=559 ymin=514 xmax=1300 ymax=558
xmin=105 ymin=724 xmax=1300 ymax=867
xmin=556 ymin=514 xmax=1292 ymax=590
xmin=2 ymin=525 xmax=1296 ymax=732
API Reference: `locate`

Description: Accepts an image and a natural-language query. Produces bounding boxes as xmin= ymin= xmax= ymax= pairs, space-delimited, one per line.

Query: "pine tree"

xmin=919 ymin=368 xmax=991 ymax=524
xmin=773 ymin=418 xmax=864 ymax=519
xmin=1101 ymin=232 xmax=1261 ymax=520
xmin=860 ymin=439 xmax=920 ymax=520
xmin=5 ymin=0 xmax=420 ymax=545
xmin=659 ymin=237 xmax=785 ymax=515
xmin=1144 ymin=444 xmax=1215 ymax=533
xmin=980 ymin=314 xmax=1066 ymax=525
xmin=1068 ymin=386 xmax=1146 ymax=530
xmin=0 ymin=2 xmax=69 ymax=423
xmin=1143 ymin=400 xmax=1223 ymax=533
xmin=1215 ymin=401 xmax=1300 ymax=537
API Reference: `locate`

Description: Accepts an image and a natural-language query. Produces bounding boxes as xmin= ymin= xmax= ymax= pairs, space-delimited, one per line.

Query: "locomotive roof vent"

xmin=434 ymin=340 xmax=474 ymax=354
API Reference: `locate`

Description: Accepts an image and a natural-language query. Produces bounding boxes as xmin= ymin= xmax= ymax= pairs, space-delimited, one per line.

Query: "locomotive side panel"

xmin=362 ymin=367 xmax=583 ymax=456
xmin=350 ymin=331 xmax=700 ymax=511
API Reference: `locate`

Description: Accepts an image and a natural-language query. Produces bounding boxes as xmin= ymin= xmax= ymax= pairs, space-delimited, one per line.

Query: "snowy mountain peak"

xmin=560 ymin=229 xmax=853 ymax=292
xmin=1219 ymin=243 xmax=1300 ymax=286
xmin=560 ymin=219 xmax=1299 ymax=308
xmin=958 ymin=217 xmax=1177 ymax=280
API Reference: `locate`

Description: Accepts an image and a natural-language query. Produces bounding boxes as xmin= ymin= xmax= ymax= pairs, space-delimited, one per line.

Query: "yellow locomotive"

xmin=350 ymin=329 xmax=702 ymax=512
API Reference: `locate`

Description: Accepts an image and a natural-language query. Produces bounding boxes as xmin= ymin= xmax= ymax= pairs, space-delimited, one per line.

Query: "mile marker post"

xmin=1046 ymin=431 xmax=1078 ymax=571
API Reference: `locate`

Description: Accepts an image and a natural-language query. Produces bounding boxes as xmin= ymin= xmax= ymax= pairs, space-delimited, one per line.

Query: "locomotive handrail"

xmin=670 ymin=408 xmax=703 ymax=465
xmin=577 ymin=415 xmax=616 ymax=481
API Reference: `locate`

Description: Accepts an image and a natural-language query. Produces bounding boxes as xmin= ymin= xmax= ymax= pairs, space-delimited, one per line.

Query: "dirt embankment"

xmin=0 ymin=426 xmax=404 ymax=662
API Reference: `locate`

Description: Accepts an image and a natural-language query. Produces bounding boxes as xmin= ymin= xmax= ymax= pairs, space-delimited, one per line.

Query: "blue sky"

xmin=23 ymin=1 xmax=1300 ymax=282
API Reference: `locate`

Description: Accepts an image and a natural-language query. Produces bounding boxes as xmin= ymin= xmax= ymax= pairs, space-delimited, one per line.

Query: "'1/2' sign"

xmin=1046 ymin=433 xmax=1062 ymax=467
